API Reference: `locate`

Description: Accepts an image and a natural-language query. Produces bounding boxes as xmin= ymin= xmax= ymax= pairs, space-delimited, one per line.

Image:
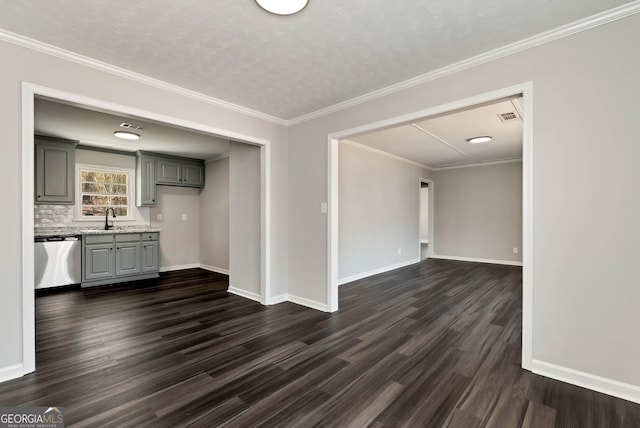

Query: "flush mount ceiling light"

xmin=467 ymin=136 xmax=492 ymax=144
xmin=113 ymin=131 xmax=140 ymax=140
xmin=255 ymin=0 xmax=308 ymax=15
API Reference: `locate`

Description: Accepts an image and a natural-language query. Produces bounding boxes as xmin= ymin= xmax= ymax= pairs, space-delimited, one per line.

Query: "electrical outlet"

xmin=156 ymin=213 xmax=163 ymax=221
xmin=182 ymin=213 xmax=187 ymax=221
xmin=513 ymin=247 xmax=519 ymax=254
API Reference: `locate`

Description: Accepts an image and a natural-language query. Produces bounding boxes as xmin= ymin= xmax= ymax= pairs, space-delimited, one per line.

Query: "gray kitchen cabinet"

xmin=141 ymin=232 xmax=159 ymax=273
xmin=82 ymin=232 xmax=159 ymax=287
xmin=84 ymin=242 xmax=115 ymax=281
xmin=156 ymin=157 xmax=182 ymax=185
xmin=135 ymin=152 xmax=204 ymax=206
xmin=35 ymin=137 xmax=77 ymax=204
xmin=142 ymin=241 xmax=159 ymax=273
xmin=136 ymin=154 xmax=156 ymax=206
xmin=156 ymin=156 xmax=205 ymax=188
xmin=181 ymin=161 xmax=205 ymax=187
xmin=115 ymin=238 xmax=141 ymax=276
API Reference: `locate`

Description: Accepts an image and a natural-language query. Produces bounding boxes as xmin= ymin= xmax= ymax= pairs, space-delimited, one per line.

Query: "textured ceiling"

xmin=348 ymin=97 xmax=523 ymax=169
xmin=0 ymin=0 xmax=633 ymax=120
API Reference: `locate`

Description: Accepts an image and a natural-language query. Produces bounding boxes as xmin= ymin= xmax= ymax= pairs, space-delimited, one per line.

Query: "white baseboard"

xmin=227 ymin=286 xmax=261 ymax=303
xmin=338 ymin=258 xmax=420 ymax=285
xmin=431 ymin=254 xmax=523 ymax=267
xmin=287 ymin=294 xmax=329 ymax=312
xmin=229 ymin=289 xmax=327 ymax=312
xmin=531 ymin=359 xmax=640 ymax=404
xmin=0 ymin=364 xmax=24 ymax=383
xmin=199 ymin=264 xmax=230 ymax=275
xmin=267 ymin=294 xmax=288 ymax=305
xmin=159 ymin=263 xmax=201 ymax=273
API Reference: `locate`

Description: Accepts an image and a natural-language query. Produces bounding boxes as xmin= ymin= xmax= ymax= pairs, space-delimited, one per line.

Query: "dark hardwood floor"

xmin=1 ymin=260 xmax=639 ymax=427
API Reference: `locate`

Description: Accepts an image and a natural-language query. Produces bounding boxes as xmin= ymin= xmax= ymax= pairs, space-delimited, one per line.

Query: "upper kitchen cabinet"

xmin=181 ymin=161 xmax=205 ymax=187
xmin=136 ymin=153 xmax=156 ymax=206
xmin=156 ymin=157 xmax=181 ymax=185
xmin=156 ymin=156 xmax=204 ymax=188
xmin=136 ymin=152 xmax=205 ymax=206
xmin=35 ymin=136 xmax=77 ymax=204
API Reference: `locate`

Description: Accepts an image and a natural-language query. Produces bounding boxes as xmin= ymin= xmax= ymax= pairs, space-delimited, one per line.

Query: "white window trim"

xmin=75 ymin=163 xmax=135 ymax=221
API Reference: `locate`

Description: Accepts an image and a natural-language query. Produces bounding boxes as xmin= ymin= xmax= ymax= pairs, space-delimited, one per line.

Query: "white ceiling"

xmin=0 ymin=0 xmax=633 ymax=120
xmin=35 ymin=98 xmax=230 ymax=160
xmin=348 ymin=96 xmax=523 ymax=169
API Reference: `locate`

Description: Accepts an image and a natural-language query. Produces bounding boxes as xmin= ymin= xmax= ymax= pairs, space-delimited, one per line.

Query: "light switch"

xmin=157 ymin=213 xmax=163 ymax=221
xmin=182 ymin=213 xmax=187 ymax=221
xmin=320 ymin=202 xmax=327 ymax=214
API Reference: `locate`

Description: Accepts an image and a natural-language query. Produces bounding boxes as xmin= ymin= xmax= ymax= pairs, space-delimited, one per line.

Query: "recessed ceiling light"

xmin=255 ymin=0 xmax=308 ymax=15
xmin=467 ymin=136 xmax=492 ymax=144
xmin=114 ymin=131 xmax=140 ymax=140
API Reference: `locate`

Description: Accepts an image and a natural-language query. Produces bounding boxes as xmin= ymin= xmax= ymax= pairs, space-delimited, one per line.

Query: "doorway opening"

xmin=327 ymin=82 xmax=532 ymax=370
xmin=419 ymin=178 xmax=434 ymax=261
xmin=21 ymin=83 xmax=272 ymax=375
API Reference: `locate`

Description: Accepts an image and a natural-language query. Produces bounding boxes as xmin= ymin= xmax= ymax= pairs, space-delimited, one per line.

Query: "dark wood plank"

xmin=0 ymin=263 xmax=638 ymax=427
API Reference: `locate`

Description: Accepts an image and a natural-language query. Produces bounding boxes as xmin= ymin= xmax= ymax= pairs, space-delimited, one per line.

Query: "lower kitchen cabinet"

xmin=115 ymin=242 xmax=141 ymax=276
xmin=142 ymin=241 xmax=159 ymax=273
xmin=82 ymin=232 xmax=159 ymax=287
xmin=84 ymin=242 xmax=114 ymax=281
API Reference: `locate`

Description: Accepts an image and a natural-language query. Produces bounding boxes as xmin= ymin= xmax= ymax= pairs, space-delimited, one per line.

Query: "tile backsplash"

xmin=34 ymin=204 xmax=75 ymax=227
xmin=34 ymin=204 xmax=151 ymax=229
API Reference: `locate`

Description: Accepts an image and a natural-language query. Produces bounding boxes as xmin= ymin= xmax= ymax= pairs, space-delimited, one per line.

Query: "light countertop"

xmin=34 ymin=226 xmax=161 ymax=238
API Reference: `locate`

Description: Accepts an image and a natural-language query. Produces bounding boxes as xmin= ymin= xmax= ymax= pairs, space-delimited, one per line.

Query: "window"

xmin=76 ymin=164 xmax=134 ymax=220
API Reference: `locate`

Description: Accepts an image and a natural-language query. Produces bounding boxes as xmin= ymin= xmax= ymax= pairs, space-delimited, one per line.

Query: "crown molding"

xmin=341 ymin=139 xmax=433 ymax=171
xmin=287 ymin=1 xmax=640 ymax=126
xmin=0 ymin=29 xmax=288 ymax=126
xmin=2 ymin=1 xmax=638 ymax=127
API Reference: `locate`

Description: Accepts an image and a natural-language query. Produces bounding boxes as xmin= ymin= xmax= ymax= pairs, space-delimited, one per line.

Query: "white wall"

xmin=338 ymin=141 xmax=432 ymax=282
xmin=199 ymin=158 xmax=230 ymax=273
xmin=288 ymin=13 xmax=640 ymax=395
xmin=0 ymin=37 xmax=288 ymax=373
xmin=434 ymin=162 xmax=522 ymax=263
xmin=149 ymin=185 xmax=201 ymax=270
xmin=229 ymin=142 xmax=261 ymax=298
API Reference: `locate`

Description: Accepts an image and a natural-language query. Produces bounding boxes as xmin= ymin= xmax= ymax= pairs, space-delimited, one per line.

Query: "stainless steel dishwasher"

xmin=34 ymin=235 xmax=82 ymax=289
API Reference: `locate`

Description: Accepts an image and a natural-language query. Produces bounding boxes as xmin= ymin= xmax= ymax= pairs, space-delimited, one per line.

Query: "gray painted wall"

xmin=229 ymin=142 xmax=261 ymax=296
xmin=433 ymin=162 xmax=522 ymax=263
xmin=150 ymin=186 xmax=201 ymax=269
xmin=199 ymin=158 xmax=230 ymax=272
xmin=288 ymin=14 xmax=640 ymax=388
xmin=338 ymin=142 xmax=432 ymax=281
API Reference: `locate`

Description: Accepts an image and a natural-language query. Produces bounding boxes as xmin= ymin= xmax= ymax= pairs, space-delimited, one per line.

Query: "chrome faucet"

xmin=104 ymin=207 xmax=116 ymax=230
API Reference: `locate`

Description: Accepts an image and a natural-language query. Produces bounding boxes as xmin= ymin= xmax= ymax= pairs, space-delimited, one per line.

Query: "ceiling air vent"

xmin=120 ymin=122 xmax=145 ymax=131
xmin=498 ymin=111 xmax=520 ymax=122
